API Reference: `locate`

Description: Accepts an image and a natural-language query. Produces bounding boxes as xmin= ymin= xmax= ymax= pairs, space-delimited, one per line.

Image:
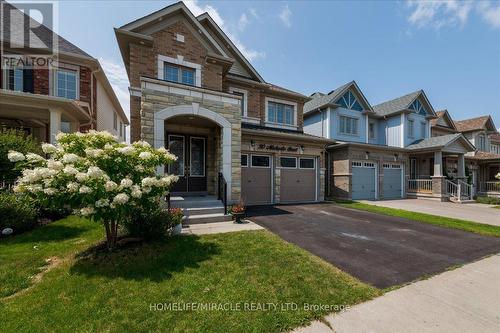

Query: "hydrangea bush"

xmin=8 ymin=131 xmax=178 ymax=249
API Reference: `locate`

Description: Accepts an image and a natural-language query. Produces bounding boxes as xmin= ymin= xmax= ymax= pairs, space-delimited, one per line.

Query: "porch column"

xmin=457 ymin=154 xmax=466 ymax=179
xmin=49 ymin=108 xmax=62 ymax=144
xmin=431 ymin=151 xmax=446 ymax=201
xmin=433 ymin=151 xmax=443 ymax=177
xmin=222 ymin=126 xmax=232 ymax=201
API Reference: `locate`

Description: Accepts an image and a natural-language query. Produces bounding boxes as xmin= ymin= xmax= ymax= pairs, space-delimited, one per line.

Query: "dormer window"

xmin=477 ymin=134 xmax=486 ymax=151
xmin=409 ymin=99 xmax=428 ymax=116
xmin=164 ymin=64 xmax=195 ymax=86
xmin=337 ymin=90 xmax=363 ymax=111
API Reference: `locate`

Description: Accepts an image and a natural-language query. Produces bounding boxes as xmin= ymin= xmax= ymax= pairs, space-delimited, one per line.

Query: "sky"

xmin=48 ymin=0 xmax=500 ymax=127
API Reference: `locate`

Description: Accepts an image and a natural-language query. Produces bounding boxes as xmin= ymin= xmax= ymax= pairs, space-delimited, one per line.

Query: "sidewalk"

xmin=293 ymin=254 xmax=500 ymax=333
xmin=359 ymin=199 xmax=500 ymax=227
xmin=181 ymin=221 xmax=263 ymax=235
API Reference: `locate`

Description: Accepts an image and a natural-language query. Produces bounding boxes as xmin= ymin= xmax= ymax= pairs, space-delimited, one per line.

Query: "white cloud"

xmin=98 ymin=57 xmax=130 ymax=120
xmin=184 ymin=0 xmax=264 ymax=60
xmin=406 ymin=0 xmax=472 ymax=30
xmin=249 ymin=8 xmax=258 ymax=19
xmin=238 ymin=13 xmax=249 ymax=31
xmin=477 ymin=1 xmax=500 ymax=28
xmin=279 ymin=4 xmax=292 ymax=28
xmin=406 ymin=0 xmax=500 ymax=30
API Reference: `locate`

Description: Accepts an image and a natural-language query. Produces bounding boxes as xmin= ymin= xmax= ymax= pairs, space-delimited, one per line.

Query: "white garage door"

xmin=383 ymin=163 xmax=402 ymax=199
xmin=352 ymin=161 xmax=376 ymax=200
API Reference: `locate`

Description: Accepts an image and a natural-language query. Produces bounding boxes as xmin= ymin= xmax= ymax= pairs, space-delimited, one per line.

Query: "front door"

xmin=167 ymin=134 xmax=207 ymax=194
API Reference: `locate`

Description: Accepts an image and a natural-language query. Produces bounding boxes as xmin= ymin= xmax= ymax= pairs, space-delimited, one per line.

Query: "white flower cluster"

xmin=496 ymin=173 xmax=500 ymax=180
xmin=7 ymin=151 xmax=25 ymax=162
xmin=41 ymin=143 xmax=57 ymax=154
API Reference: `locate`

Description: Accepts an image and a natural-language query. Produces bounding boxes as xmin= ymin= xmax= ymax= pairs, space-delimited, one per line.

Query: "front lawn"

xmin=333 ymin=200 xmax=500 ymax=237
xmin=0 ymin=218 xmax=379 ymax=333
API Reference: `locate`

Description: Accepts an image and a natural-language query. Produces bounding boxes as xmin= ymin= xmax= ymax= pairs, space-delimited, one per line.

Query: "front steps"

xmin=170 ymin=196 xmax=232 ymax=224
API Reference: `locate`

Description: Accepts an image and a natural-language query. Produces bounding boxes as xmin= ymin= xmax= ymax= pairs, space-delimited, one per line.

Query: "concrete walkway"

xmin=360 ymin=199 xmax=500 ymax=227
xmin=181 ymin=221 xmax=263 ymax=235
xmin=294 ymin=254 xmax=500 ymax=333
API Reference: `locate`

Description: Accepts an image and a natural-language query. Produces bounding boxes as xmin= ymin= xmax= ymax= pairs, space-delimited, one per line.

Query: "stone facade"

xmin=139 ymin=79 xmax=242 ymax=201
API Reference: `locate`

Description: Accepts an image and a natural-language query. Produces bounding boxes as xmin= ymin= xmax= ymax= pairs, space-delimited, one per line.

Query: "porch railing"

xmin=481 ymin=181 xmax=500 ymax=192
xmin=458 ymin=179 xmax=473 ymax=199
xmin=446 ymin=180 xmax=458 ymax=199
xmin=407 ymin=179 xmax=433 ymax=193
xmin=217 ymin=172 xmax=228 ymax=215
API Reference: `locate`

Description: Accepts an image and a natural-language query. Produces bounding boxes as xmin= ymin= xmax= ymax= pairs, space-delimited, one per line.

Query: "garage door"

xmin=280 ymin=157 xmax=317 ymax=203
xmin=241 ymin=154 xmax=272 ymax=205
xmin=383 ymin=163 xmax=402 ymax=199
xmin=352 ymin=161 xmax=376 ymax=200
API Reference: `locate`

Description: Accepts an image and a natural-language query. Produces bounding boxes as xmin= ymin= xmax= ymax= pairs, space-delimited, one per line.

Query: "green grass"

xmin=0 ymin=218 xmax=379 ymax=333
xmin=332 ymin=200 xmax=500 ymax=238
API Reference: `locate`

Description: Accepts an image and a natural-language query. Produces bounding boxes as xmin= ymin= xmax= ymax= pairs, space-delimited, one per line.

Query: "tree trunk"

xmin=104 ymin=220 xmax=118 ymax=251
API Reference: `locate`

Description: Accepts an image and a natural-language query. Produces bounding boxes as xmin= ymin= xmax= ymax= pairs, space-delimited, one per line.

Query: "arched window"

xmin=337 ymin=90 xmax=364 ymax=111
xmin=409 ymin=99 xmax=428 ymax=116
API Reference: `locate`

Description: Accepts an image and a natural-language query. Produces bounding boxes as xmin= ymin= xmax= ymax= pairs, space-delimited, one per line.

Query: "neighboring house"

xmin=304 ymin=82 xmax=476 ymax=201
xmin=115 ymin=1 xmax=330 ymax=205
xmin=0 ymin=1 xmax=128 ymax=143
xmin=452 ymin=116 xmax=500 ymax=194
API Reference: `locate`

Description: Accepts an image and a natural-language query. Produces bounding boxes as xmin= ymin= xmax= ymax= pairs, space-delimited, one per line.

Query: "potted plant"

xmin=169 ymin=207 xmax=184 ymax=235
xmin=231 ymin=202 xmax=246 ymax=224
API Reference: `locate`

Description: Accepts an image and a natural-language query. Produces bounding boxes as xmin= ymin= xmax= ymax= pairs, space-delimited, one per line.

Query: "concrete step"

xmin=185 ymin=212 xmax=233 ymax=224
xmin=185 ymin=206 xmax=225 ymax=216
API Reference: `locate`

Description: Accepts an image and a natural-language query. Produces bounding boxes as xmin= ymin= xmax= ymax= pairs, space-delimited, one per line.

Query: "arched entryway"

xmin=153 ymin=104 xmax=232 ymax=200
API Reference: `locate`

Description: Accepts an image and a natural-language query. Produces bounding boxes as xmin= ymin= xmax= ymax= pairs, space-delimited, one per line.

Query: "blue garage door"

xmin=383 ymin=164 xmax=402 ymax=199
xmin=352 ymin=161 xmax=376 ymax=200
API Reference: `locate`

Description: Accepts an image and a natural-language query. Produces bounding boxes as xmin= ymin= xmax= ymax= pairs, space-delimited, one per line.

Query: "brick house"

xmin=0 ymin=1 xmax=129 ymax=143
xmin=115 ymin=1 xmax=330 ymax=205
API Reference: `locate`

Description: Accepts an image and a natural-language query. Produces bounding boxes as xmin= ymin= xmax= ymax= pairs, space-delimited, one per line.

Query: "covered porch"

xmin=405 ymin=134 xmax=476 ymax=202
xmin=0 ymin=90 xmax=91 ymax=143
xmin=477 ymin=159 xmax=500 ymax=197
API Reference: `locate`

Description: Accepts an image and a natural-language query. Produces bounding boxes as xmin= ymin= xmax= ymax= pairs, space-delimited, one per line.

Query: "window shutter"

xmin=23 ymin=69 xmax=34 ymax=93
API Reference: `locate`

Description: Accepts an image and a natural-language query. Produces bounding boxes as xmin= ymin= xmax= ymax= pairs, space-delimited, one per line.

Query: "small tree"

xmin=8 ymin=131 xmax=178 ymax=250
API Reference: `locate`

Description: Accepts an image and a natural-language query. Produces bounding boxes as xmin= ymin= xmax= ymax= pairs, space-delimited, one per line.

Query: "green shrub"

xmin=0 ymin=192 xmax=38 ymax=234
xmin=124 ymin=208 xmax=178 ymax=240
xmin=0 ymin=128 xmax=42 ymax=183
xmin=476 ymin=196 xmax=500 ymax=205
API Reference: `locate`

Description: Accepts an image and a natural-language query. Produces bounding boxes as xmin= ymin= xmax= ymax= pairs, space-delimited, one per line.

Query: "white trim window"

xmin=420 ymin=122 xmax=426 ymax=138
xmin=157 ymin=54 xmax=201 ymax=87
xmin=6 ymin=68 xmax=24 ymax=91
xmin=265 ymin=97 xmax=297 ymax=129
xmin=408 ymin=119 xmax=414 ymax=138
xmin=251 ymin=155 xmax=271 ymax=168
xmin=279 ymin=156 xmax=297 ymax=168
xmin=55 ymin=68 xmax=78 ymax=100
xmin=229 ymin=87 xmax=247 ymax=117
xmin=164 ymin=63 xmax=195 ymax=86
xmin=339 ymin=115 xmax=358 ymax=135
xmin=477 ymin=134 xmax=486 ymax=151
xmin=368 ymin=122 xmax=376 ymax=139
xmin=299 ymin=158 xmax=315 ymax=169
xmin=241 ymin=154 xmax=248 ymax=167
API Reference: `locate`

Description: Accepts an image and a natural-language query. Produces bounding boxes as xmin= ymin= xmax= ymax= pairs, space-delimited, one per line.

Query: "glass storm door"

xmin=167 ymin=134 xmax=206 ymax=193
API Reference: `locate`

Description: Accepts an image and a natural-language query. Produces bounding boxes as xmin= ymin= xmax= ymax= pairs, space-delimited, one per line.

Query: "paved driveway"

xmin=247 ymin=203 xmax=500 ymax=288
xmin=360 ymin=199 xmax=500 ymax=226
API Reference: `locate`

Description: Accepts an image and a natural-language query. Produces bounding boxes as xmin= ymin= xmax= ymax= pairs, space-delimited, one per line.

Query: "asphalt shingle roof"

xmin=304 ymin=81 xmax=353 ymax=114
xmin=454 ymin=116 xmax=493 ymax=132
xmin=1 ymin=1 xmax=92 ymax=58
xmin=491 ymin=132 xmax=500 ymax=143
xmin=372 ymin=90 xmax=421 ymax=116
xmin=405 ymin=133 xmax=462 ymax=150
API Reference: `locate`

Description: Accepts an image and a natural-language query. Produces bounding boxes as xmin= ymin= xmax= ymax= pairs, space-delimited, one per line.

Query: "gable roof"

xmin=406 ymin=133 xmax=475 ymax=152
xmin=373 ymin=90 xmax=436 ymax=118
xmin=197 ymin=13 xmax=264 ymax=83
xmin=431 ymin=109 xmax=457 ymax=130
xmin=491 ymin=132 xmax=500 ymax=143
xmin=454 ymin=115 xmax=497 ymax=133
xmin=304 ymin=81 xmax=373 ymax=115
xmin=1 ymin=0 xmax=92 ymax=58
